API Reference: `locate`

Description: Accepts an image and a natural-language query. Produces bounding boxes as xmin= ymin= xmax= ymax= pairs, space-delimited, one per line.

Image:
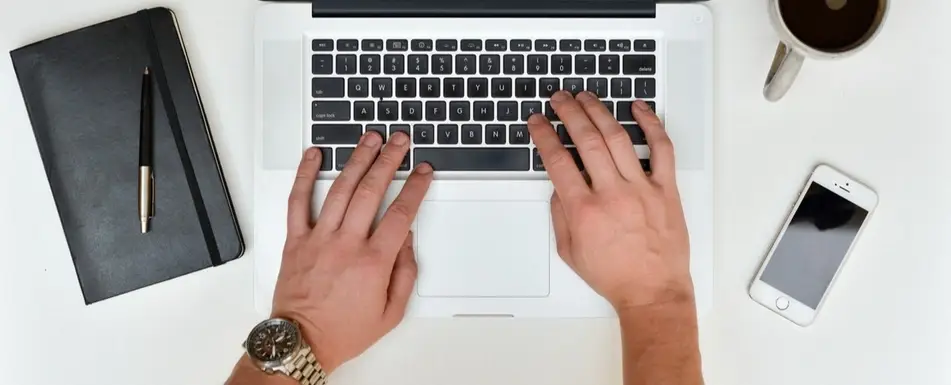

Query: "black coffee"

xmin=779 ymin=0 xmax=882 ymax=53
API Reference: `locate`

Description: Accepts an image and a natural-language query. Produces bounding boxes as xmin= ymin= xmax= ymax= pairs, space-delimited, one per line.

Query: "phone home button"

xmin=776 ymin=297 xmax=790 ymax=311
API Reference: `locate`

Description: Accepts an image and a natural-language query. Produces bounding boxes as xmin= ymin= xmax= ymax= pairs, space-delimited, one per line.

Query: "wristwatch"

xmin=243 ymin=318 xmax=328 ymax=385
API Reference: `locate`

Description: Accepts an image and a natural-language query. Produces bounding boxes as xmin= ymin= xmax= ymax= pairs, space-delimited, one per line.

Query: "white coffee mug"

xmin=763 ymin=0 xmax=889 ymax=102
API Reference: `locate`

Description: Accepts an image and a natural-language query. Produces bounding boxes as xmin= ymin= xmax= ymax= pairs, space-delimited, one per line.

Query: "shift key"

xmin=312 ymin=101 xmax=351 ymax=121
xmin=312 ymin=124 xmax=362 ymax=144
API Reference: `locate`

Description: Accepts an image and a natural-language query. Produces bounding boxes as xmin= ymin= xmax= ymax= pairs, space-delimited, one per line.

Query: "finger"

xmin=550 ymin=91 xmax=620 ymax=185
xmin=315 ymin=132 xmax=383 ymax=231
xmin=575 ymin=92 xmax=645 ymax=182
xmin=550 ymin=191 xmax=574 ymax=267
xmin=341 ymin=132 xmax=411 ymax=234
xmin=632 ymin=100 xmax=676 ymax=182
xmin=370 ymin=163 xmax=434 ymax=256
xmin=287 ymin=147 xmax=324 ymax=238
xmin=384 ymin=232 xmax=418 ymax=326
xmin=527 ymin=114 xmax=589 ymax=201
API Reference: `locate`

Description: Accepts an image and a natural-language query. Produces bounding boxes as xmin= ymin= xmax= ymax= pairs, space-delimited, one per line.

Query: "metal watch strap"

xmin=286 ymin=345 xmax=327 ymax=385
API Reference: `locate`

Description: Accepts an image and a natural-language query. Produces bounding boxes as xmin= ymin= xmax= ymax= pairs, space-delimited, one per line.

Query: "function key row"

xmin=312 ymin=39 xmax=657 ymax=52
xmin=312 ymin=54 xmax=656 ymax=76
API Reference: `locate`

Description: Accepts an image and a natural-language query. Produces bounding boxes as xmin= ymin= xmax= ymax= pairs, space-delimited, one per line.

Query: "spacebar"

xmin=414 ymin=148 xmax=530 ymax=171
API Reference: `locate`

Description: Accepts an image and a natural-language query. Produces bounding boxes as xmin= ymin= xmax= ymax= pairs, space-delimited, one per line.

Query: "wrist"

xmin=271 ymin=311 xmax=343 ymax=374
xmin=612 ymin=282 xmax=696 ymax=319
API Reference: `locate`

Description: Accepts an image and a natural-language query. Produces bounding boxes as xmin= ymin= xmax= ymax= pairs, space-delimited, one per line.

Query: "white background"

xmin=3 ymin=0 xmax=951 ymax=384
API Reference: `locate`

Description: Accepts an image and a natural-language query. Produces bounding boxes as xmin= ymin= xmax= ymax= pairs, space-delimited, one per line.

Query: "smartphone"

xmin=749 ymin=165 xmax=877 ymax=326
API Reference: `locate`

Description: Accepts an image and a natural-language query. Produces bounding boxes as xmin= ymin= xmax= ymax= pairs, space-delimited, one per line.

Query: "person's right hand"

xmin=528 ymin=91 xmax=693 ymax=311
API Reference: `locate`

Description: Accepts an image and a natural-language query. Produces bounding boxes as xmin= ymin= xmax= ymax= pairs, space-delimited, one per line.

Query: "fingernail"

xmin=361 ymin=132 xmax=382 ymax=147
xmin=634 ymin=100 xmax=651 ymax=111
xmin=528 ymin=114 xmax=548 ymax=124
xmin=305 ymin=147 xmax=319 ymax=160
xmin=551 ymin=90 xmax=570 ymax=102
xmin=416 ymin=162 xmax=433 ymax=174
xmin=391 ymin=132 xmax=409 ymax=145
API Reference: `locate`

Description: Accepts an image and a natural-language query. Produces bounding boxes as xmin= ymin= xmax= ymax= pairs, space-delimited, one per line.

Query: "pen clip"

xmin=149 ymin=171 xmax=155 ymax=218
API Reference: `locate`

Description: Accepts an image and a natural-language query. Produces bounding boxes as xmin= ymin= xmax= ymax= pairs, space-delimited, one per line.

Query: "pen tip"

xmin=141 ymin=221 xmax=149 ymax=234
xmin=144 ymin=67 xmax=150 ymax=75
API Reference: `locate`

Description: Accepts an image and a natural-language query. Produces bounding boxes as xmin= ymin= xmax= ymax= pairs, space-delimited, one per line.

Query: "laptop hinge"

xmin=312 ymin=0 xmax=656 ymax=18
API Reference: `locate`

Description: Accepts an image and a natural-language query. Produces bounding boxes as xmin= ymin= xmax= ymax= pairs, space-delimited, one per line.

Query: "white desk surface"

xmin=3 ymin=1 xmax=951 ymax=384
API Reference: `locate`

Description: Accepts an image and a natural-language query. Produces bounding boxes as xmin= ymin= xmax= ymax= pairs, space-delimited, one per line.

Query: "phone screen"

xmin=760 ymin=182 xmax=869 ymax=309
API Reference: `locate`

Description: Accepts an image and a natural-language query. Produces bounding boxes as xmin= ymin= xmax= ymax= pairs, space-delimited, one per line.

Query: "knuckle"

xmin=606 ymin=130 xmax=633 ymax=146
xmin=545 ymin=152 xmax=575 ymax=169
xmin=386 ymin=202 xmax=414 ymax=223
xmin=353 ymin=180 xmax=380 ymax=201
xmin=575 ymin=134 xmax=605 ymax=152
xmin=653 ymin=137 xmax=675 ymax=152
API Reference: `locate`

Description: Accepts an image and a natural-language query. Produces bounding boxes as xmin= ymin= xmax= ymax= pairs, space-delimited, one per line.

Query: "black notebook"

xmin=10 ymin=8 xmax=244 ymax=304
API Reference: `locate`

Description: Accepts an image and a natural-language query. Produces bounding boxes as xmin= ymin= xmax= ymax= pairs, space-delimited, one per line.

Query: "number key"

xmin=456 ymin=55 xmax=476 ymax=75
xmin=360 ymin=54 xmax=381 ymax=74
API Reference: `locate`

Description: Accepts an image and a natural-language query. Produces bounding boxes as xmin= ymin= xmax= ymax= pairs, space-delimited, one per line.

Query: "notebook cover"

xmin=10 ymin=8 xmax=245 ymax=304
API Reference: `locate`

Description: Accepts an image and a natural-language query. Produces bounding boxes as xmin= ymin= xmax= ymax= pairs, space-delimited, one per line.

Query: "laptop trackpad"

xmin=416 ymin=200 xmax=550 ymax=298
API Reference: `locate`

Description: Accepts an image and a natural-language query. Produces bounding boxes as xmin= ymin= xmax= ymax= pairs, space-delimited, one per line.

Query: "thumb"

xmin=384 ymin=231 xmax=418 ymax=327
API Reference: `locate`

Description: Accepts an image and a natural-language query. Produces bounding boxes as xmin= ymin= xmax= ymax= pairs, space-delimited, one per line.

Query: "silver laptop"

xmin=253 ymin=0 xmax=714 ymax=317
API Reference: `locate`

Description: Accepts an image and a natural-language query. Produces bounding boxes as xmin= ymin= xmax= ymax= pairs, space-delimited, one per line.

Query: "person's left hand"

xmin=271 ymin=132 xmax=433 ymax=373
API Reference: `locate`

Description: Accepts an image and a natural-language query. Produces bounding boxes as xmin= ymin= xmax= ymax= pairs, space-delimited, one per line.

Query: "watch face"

xmin=247 ymin=319 xmax=300 ymax=363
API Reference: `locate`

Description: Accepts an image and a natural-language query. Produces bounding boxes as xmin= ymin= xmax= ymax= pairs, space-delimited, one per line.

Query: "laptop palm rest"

xmin=416 ymin=200 xmax=550 ymax=298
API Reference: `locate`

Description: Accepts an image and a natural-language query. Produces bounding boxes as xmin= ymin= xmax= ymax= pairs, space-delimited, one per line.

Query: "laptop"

xmin=253 ymin=0 xmax=713 ymax=317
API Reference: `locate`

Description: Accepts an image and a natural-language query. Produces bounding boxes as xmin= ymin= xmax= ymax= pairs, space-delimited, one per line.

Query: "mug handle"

xmin=763 ymin=42 xmax=806 ymax=102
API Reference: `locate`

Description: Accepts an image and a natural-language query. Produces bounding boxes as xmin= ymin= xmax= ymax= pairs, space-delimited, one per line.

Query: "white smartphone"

xmin=749 ymin=165 xmax=878 ymax=326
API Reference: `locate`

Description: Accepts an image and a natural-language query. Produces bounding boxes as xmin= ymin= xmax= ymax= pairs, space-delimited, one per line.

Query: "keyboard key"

xmin=432 ymin=55 xmax=453 ymax=75
xmin=467 ymin=78 xmax=488 ymax=98
xmin=437 ymin=124 xmax=459 ymax=144
xmin=366 ymin=124 xmax=387 ymax=142
xmin=387 ymin=39 xmax=408 ymax=51
xmin=634 ymin=39 xmax=656 ymax=52
xmin=560 ymin=39 xmax=582 ymax=52
xmin=563 ymin=78 xmax=584 ymax=96
xmin=362 ymin=39 xmax=384 ymax=51
xmin=551 ymin=55 xmax=572 ymax=75
xmin=535 ymin=39 xmax=557 ymax=51
xmin=557 ymin=124 xmax=573 ymax=145
xmin=456 ymin=55 xmax=477 ymax=74
xmin=511 ymin=39 xmax=532 ymax=52
xmin=426 ymin=101 xmax=447 ymax=121
xmin=480 ymin=55 xmax=501 ymax=75
xmin=473 ymin=101 xmax=494 ymax=121
xmin=509 ymin=124 xmax=530 ymax=144
xmin=315 ymin=147 xmax=333 ymax=170
xmin=372 ymin=78 xmax=393 ymax=98
xmin=378 ymin=101 xmax=399 ymax=121
xmin=360 ymin=54 xmax=381 ymax=74
xmin=461 ymin=39 xmax=483 ymax=51
xmin=312 ymin=39 xmax=333 ymax=51
xmin=486 ymin=124 xmax=506 ymax=144
xmin=486 ymin=39 xmax=507 ymax=51
xmin=349 ymin=78 xmax=369 ymax=97
xmin=402 ymin=101 xmax=423 ymax=121
xmin=336 ymin=147 xmax=355 ymax=170
xmin=436 ymin=39 xmax=458 ymax=51
xmin=575 ymin=55 xmax=596 ymax=75
xmin=611 ymin=78 xmax=632 ymax=98
xmin=602 ymin=101 xmax=614 ymax=115
xmin=533 ymin=148 xmax=583 ymax=171
xmin=584 ymin=39 xmax=607 ymax=52
xmin=462 ymin=124 xmax=482 ymax=144
xmin=635 ymin=78 xmax=656 ymax=98
xmin=444 ymin=78 xmax=465 ymax=98
xmin=399 ymin=153 xmax=411 ymax=171
xmin=539 ymin=78 xmax=560 ymax=98
xmin=528 ymin=55 xmax=548 ymax=75
xmin=411 ymin=39 xmax=433 ymax=51
xmin=497 ymin=101 xmax=519 ymax=121
xmin=586 ymin=78 xmax=608 ymax=98
xmin=503 ymin=55 xmax=524 ymax=75
xmin=622 ymin=124 xmax=647 ymax=144
xmin=420 ymin=78 xmax=441 ymax=98
xmin=396 ymin=78 xmax=416 ymax=98
xmin=520 ymin=101 xmax=542 ymax=121
xmin=334 ymin=54 xmax=356 ymax=74
xmin=623 ymin=55 xmax=656 ymax=75
xmin=646 ymin=101 xmax=656 ymax=112
xmin=599 ymin=55 xmax=620 ymax=75
xmin=312 ymin=55 xmax=333 ymax=74
xmin=533 ymin=149 xmax=544 ymax=171
xmin=616 ymin=101 xmax=634 ymax=122
xmin=390 ymin=124 xmax=411 ymax=138
xmin=492 ymin=78 xmax=512 ymax=98
xmin=384 ymin=55 xmax=404 ymax=74
xmin=450 ymin=101 xmax=470 ymax=121
xmin=415 ymin=148 xmax=530 ymax=171
xmin=312 ymin=101 xmax=350 ymax=121
xmin=408 ymin=55 xmax=428 ymax=74
xmin=515 ymin=78 xmax=536 ymax=98
xmin=312 ymin=77 xmax=344 ymax=98
xmin=337 ymin=39 xmax=359 ymax=51
xmin=609 ymin=39 xmax=631 ymax=52
xmin=544 ymin=102 xmax=560 ymax=122
xmin=414 ymin=124 xmax=435 ymax=144
xmin=354 ymin=101 xmax=374 ymax=121
xmin=312 ymin=123 xmax=362 ymax=144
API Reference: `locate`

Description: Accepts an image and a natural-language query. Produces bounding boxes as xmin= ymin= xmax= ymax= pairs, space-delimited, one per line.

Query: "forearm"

xmin=226 ymin=356 xmax=297 ymax=385
xmin=617 ymin=291 xmax=703 ymax=385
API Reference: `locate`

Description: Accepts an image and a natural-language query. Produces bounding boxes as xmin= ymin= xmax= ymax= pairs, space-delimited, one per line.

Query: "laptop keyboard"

xmin=308 ymin=38 xmax=659 ymax=174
